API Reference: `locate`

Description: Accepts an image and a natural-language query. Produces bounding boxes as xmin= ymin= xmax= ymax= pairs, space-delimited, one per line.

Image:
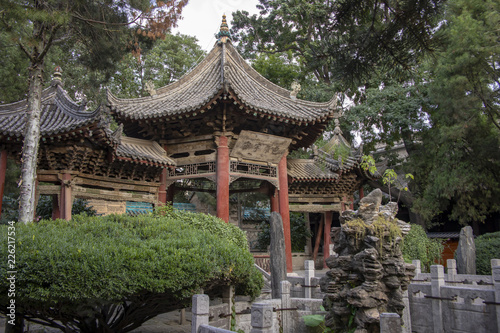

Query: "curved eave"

xmin=115 ymin=137 xmax=176 ymax=167
xmin=107 ymin=46 xmax=224 ymax=121
xmin=108 ymin=41 xmax=338 ymax=127
xmin=224 ymin=43 xmax=337 ymax=124
xmin=0 ymin=84 xmax=102 ymax=139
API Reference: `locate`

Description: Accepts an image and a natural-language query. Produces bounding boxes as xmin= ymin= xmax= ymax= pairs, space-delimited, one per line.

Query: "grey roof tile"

xmin=116 ymin=137 xmax=175 ymax=166
xmin=0 ymin=84 xmax=101 ymax=138
xmin=108 ymin=42 xmax=337 ymax=124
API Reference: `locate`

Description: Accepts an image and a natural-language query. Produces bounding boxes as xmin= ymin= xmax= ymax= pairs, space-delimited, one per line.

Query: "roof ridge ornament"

xmin=216 ymin=14 xmax=231 ymax=44
xmin=51 ymin=66 xmax=63 ymax=87
xmin=290 ymin=81 xmax=301 ymax=100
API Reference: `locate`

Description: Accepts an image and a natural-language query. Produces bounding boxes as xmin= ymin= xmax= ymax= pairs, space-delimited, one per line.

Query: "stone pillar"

xmin=0 ymin=150 xmax=7 ymax=218
xmin=491 ymin=259 xmax=500 ymax=333
xmin=304 ymin=260 xmax=315 ymax=299
xmin=278 ymin=153 xmax=292 ymax=272
xmin=270 ymin=212 xmax=287 ymax=299
xmin=380 ymin=313 xmax=402 ymax=333
xmin=60 ymin=173 xmax=73 ymax=221
xmin=447 ymin=259 xmax=457 ymax=282
xmin=323 ymin=211 xmax=333 ymax=268
xmin=250 ymin=303 xmax=274 ymax=333
xmin=412 ymin=260 xmax=421 ymax=274
xmin=455 ymin=226 xmax=476 ymax=274
xmin=281 ymin=281 xmax=291 ymax=333
xmin=192 ymin=294 xmax=209 ymax=333
xmin=216 ymin=136 xmax=230 ymax=223
xmin=402 ymin=290 xmax=411 ymax=333
xmin=430 ymin=265 xmax=445 ymax=333
xmin=222 ymin=285 xmax=235 ymax=329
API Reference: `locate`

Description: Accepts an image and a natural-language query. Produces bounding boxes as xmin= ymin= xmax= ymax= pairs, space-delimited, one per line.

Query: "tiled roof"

xmin=108 ymin=42 xmax=336 ymax=124
xmin=0 ymin=82 xmax=102 ymax=139
xmin=287 ymin=159 xmax=339 ymax=181
xmin=116 ymin=137 xmax=175 ymax=166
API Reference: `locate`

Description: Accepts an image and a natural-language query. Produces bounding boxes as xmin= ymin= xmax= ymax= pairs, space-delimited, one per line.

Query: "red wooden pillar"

xmin=278 ymin=154 xmax=293 ymax=273
xmin=216 ymin=136 xmax=230 ymax=223
xmin=0 ymin=150 xmax=7 ymax=218
xmin=166 ymin=183 xmax=175 ymax=204
xmin=60 ymin=173 xmax=73 ymax=220
xmin=269 ymin=184 xmax=279 ymax=213
xmin=52 ymin=195 xmax=60 ymax=220
xmin=359 ymin=187 xmax=365 ymax=199
xmin=158 ymin=168 xmax=168 ymax=204
xmin=323 ymin=211 xmax=333 ymax=268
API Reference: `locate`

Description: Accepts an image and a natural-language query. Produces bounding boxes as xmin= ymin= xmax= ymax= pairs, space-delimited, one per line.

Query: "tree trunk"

xmin=18 ymin=63 xmax=44 ymax=224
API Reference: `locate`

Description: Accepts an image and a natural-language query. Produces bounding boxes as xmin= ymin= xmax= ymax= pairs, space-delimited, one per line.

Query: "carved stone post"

xmin=281 ymin=280 xmax=291 ymax=333
xmin=0 ymin=150 xmax=7 ymax=218
xmin=430 ymin=265 xmax=445 ymax=333
xmin=380 ymin=313 xmax=402 ymax=333
xmin=250 ymin=302 xmax=274 ymax=333
xmin=278 ymin=153 xmax=292 ymax=272
xmin=447 ymin=259 xmax=457 ymax=282
xmin=304 ymin=260 xmax=315 ymax=299
xmin=216 ymin=136 xmax=230 ymax=223
xmin=60 ymin=173 xmax=73 ymax=220
xmin=192 ymin=294 xmax=209 ymax=333
xmin=491 ymin=259 xmax=500 ymax=333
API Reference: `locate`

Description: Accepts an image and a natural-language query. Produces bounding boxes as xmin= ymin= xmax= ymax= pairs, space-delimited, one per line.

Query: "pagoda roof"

xmin=116 ymin=136 xmax=175 ymax=166
xmin=0 ymin=82 xmax=102 ymax=140
xmin=287 ymin=159 xmax=339 ymax=181
xmin=0 ymin=79 xmax=175 ymax=167
xmin=108 ymin=37 xmax=336 ymax=127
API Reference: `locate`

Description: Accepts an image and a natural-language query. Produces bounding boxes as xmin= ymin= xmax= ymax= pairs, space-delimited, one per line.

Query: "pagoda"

xmin=0 ymin=68 xmax=175 ymax=220
xmin=0 ymin=16 xmax=373 ymax=271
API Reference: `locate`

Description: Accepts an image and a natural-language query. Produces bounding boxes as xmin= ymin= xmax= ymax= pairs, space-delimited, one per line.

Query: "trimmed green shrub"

xmin=0 ymin=212 xmax=262 ymax=332
xmin=402 ymin=224 xmax=444 ymax=272
xmin=475 ymin=231 xmax=500 ymax=275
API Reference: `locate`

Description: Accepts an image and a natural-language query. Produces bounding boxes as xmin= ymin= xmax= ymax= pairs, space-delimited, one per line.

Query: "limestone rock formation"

xmin=320 ymin=190 xmax=415 ymax=333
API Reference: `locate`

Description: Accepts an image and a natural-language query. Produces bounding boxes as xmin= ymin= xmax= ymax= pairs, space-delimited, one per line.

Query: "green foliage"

xmin=0 ymin=213 xmax=262 ymax=332
xmin=475 ymin=232 xmax=500 ymax=275
xmin=232 ymin=0 xmax=445 ymax=92
xmin=255 ymin=212 xmax=312 ymax=252
xmin=109 ymin=33 xmax=205 ymax=99
xmin=410 ymin=0 xmax=500 ymax=226
xmin=303 ymin=306 xmax=334 ymax=333
xmin=402 ymin=224 xmax=444 ymax=272
xmin=251 ymin=52 xmax=303 ymax=90
xmin=344 ymin=78 xmax=430 ymax=155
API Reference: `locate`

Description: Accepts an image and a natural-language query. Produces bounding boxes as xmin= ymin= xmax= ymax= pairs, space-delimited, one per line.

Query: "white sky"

xmin=173 ymin=0 xmax=260 ymax=51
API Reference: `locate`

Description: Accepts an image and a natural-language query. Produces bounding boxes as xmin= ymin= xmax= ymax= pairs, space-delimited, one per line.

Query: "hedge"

xmin=0 ymin=210 xmax=262 ymax=332
xmin=475 ymin=231 xmax=500 ymax=275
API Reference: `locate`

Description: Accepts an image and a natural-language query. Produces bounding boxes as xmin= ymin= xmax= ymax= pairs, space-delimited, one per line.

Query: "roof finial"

xmin=51 ymin=66 xmax=63 ymax=87
xmin=216 ymin=14 xmax=231 ymax=44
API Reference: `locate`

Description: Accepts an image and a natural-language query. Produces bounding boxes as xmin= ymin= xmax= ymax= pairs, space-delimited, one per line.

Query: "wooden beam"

xmin=289 ymin=204 xmax=341 ymax=213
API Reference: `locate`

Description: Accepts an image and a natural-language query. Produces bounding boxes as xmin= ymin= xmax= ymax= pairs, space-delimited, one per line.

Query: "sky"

xmin=173 ymin=0 xmax=260 ymax=51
